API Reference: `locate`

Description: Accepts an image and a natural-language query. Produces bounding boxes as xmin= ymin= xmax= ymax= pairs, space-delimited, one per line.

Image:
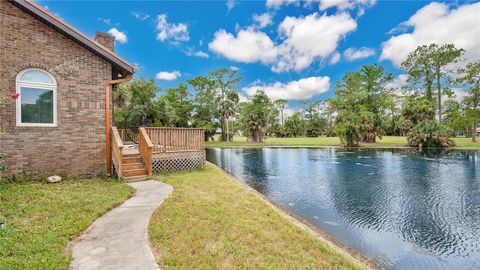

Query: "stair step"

xmin=122 ymin=156 xmax=143 ymax=164
xmin=123 ymin=162 xmax=145 ymax=170
xmin=123 ymin=168 xmax=147 ymax=177
xmin=123 ymin=174 xmax=149 ymax=182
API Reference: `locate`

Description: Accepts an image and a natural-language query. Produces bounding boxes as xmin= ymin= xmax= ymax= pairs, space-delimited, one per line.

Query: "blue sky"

xmin=38 ymin=0 xmax=480 ymax=111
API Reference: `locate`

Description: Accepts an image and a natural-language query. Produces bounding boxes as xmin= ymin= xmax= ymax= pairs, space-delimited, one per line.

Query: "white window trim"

xmin=16 ymin=68 xmax=57 ymax=127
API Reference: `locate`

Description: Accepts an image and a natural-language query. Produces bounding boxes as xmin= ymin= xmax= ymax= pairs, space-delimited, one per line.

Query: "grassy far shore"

xmin=206 ymin=135 xmax=480 ymax=149
xmin=149 ymin=164 xmax=367 ymax=270
xmin=0 ymin=179 xmax=133 ymax=270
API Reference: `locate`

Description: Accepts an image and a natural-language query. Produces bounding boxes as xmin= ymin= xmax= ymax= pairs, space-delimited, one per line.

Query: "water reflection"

xmin=206 ymin=148 xmax=480 ymax=270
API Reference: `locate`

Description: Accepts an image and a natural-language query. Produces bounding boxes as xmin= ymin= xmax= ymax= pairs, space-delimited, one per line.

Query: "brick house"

xmin=0 ymin=0 xmax=136 ymax=178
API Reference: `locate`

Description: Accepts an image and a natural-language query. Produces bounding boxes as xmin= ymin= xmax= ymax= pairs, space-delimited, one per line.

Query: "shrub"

xmin=0 ymin=153 xmax=6 ymax=176
xmin=407 ymin=120 xmax=455 ymax=148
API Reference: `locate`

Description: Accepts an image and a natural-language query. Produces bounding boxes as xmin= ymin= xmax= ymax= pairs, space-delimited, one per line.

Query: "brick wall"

xmin=0 ymin=1 xmax=112 ymax=178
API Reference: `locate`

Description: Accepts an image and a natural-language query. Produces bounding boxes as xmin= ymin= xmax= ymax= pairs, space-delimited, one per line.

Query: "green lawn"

xmin=149 ymin=164 xmax=368 ymax=270
xmin=206 ymin=135 xmax=480 ymax=149
xmin=0 ymin=179 xmax=133 ymax=270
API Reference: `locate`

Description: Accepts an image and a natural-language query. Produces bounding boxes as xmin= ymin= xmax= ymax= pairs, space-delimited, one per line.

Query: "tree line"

xmin=114 ymin=43 xmax=479 ymax=148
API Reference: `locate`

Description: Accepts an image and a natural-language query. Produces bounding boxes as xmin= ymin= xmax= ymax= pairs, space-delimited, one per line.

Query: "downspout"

xmin=106 ymin=74 xmax=133 ymax=177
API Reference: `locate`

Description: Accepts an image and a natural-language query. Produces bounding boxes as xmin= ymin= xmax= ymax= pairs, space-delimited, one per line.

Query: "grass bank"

xmin=0 ymin=179 xmax=133 ymax=270
xmin=206 ymin=135 xmax=479 ymax=149
xmin=149 ymin=164 xmax=368 ymax=269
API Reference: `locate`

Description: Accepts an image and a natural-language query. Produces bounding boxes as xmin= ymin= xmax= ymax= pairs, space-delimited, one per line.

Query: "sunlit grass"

xmin=206 ymin=135 xmax=479 ymax=149
xmin=149 ymin=164 xmax=367 ymax=269
xmin=0 ymin=179 xmax=133 ymax=270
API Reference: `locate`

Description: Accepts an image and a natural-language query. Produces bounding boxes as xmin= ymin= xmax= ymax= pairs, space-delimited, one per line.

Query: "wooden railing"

xmin=144 ymin=128 xmax=204 ymax=153
xmin=138 ymin=127 xmax=153 ymax=176
xmin=111 ymin=126 xmax=124 ymax=178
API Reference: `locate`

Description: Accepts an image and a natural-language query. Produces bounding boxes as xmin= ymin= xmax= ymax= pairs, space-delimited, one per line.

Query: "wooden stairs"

xmin=121 ymin=154 xmax=149 ymax=182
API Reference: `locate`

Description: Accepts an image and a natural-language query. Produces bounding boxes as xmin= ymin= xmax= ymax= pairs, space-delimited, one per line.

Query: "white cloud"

xmin=343 ymin=47 xmax=375 ymax=61
xmin=208 ymin=28 xmax=277 ymax=64
xmin=274 ymin=12 xmax=357 ymax=72
xmin=107 ymin=28 xmax=127 ymax=44
xmin=252 ymin=13 xmax=273 ymax=29
xmin=267 ymin=0 xmax=376 ymax=15
xmin=156 ymin=14 xmax=189 ymax=43
xmin=385 ymin=74 xmax=409 ymax=95
xmin=208 ymin=12 xmax=356 ymax=73
xmin=132 ymin=11 xmax=150 ymax=21
xmin=266 ymin=0 xmax=299 ymax=9
xmin=194 ymin=50 xmax=209 ymax=58
xmin=316 ymin=0 xmax=376 ymax=15
xmin=184 ymin=48 xmax=209 ymax=58
xmin=381 ymin=2 xmax=480 ymax=67
xmin=243 ymin=76 xmax=330 ymax=100
xmin=230 ymin=66 xmax=240 ymax=71
xmin=156 ymin=71 xmax=181 ymax=81
xmin=226 ymin=0 xmax=237 ymax=13
xmin=329 ymin=51 xmax=341 ymax=64
xmin=451 ymin=88 xmax=469 ymax=102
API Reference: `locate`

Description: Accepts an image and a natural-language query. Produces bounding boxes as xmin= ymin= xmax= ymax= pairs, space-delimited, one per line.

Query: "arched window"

xmin=16 ymin=69 xmax=57 ymax=127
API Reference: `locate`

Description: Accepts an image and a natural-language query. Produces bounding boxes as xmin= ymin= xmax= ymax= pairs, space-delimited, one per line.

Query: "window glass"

xmin=19 ymin=70 xmax=54 ymax=84
xmin=20 ymin=87 xmax=54 ymax=124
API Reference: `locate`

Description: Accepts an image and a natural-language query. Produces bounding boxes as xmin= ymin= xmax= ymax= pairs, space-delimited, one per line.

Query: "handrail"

xmin=111 ymin=126 xmax=124 ymax=178
xmin=138 ymin=127 xmax=153 ymax=176
xmin=144 ymin=127 xmax=204 ymax=153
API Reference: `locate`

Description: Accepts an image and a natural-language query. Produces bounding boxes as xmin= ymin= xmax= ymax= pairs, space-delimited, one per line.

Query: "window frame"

xmin=16 ymin=68 xmax=57 ymax=127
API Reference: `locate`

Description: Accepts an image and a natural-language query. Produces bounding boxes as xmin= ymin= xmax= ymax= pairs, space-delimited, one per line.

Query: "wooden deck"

xmin=112 ymin=127 xmax=205 ymax=181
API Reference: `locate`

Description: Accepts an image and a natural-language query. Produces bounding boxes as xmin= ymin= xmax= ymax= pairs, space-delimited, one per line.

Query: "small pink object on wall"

xmin=9 ymin=93 xmax=19 ymax=100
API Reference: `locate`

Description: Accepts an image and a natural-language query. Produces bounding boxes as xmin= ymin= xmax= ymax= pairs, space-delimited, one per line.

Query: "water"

xmin=206 ymin=148 xmax=480 ymax=270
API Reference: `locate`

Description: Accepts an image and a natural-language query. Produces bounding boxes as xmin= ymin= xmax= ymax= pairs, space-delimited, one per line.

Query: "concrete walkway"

xmin=70 ymin=180 xmax=173 ymax=270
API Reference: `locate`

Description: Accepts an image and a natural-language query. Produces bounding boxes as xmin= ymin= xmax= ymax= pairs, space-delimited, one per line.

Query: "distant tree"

xmin=443 ymin=99 xmax=467 ymax=136
xmin=331 ymin=72 xmax=373 ymax=146
xmin=400 ymin=94 xmax=435 ymax=126
xmin=188 ymin=76 xmax=218 ymax=141
xmin=304 ymin=101 xmax=327 ymax=137
xmin=456 ymin=61 xmax=480 ymax=142
xmin=114 ymin=77 xmax=159 ymax=128
xmin=238 ymin=90 xmax=276 ymax=142
xmin=223 ymin=90 xmax=240 ymax=141
xmin=402 ymin=44 xmax=464 ymax=123
xmin=273 ymin=99 xmax=288 ymax=125
xmin=113 ymin=83 xmax=131 ymax=108
xmin=161 ymin=83 xmax=192 ymax=127
xmin=357 ymin=64 xmax=394 ymax=142
xmin=407 ymin=120 xmax=455 ymax=148
xmin=284 ymin=112 xmax=305 ymax=137
xmin=208 ymin=68 xmax=242 ymax=142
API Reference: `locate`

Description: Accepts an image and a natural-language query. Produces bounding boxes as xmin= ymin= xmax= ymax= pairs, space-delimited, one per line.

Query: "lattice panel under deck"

xmin=153 ymin=152 xmax=205 ymax=172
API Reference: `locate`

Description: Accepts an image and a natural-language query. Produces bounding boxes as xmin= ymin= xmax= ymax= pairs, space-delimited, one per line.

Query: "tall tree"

xmin=304 ymin=101 xmax=327 ymax=137
xmin=443 ymin=99 xmax=467 ymax=136
xmin=188 ymin=76 xmax=218 ymax=141
xmin=331 ymin=72 xmax=374 ymax=146
xmin=284 ymin=112 xmax=305 ymax=137
xmin=114 ymin=77 xmax=159 ymax=127
xmin=161 ymin=83 xmax=192 ymax=127
xmin=208 ymin=68 xmax=242 ymax=142
xmin=456 ymin=61 xmax=480 ymax=142
xmin=402 ymin=44 xmax=464 ymax=123
xmin=238 ymin=90 xmax=276 ymax=142
xmin=358 ymin=64 xmax=394 ymax=142
xmin=273 ymin=99 xmax=288 ymax=125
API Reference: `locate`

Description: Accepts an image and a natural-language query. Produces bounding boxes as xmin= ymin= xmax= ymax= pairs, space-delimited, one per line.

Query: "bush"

xmin=407 ymin=120 xmax=455 ymax=148
xmin=0 ymin=153 xmax=7 ymax=178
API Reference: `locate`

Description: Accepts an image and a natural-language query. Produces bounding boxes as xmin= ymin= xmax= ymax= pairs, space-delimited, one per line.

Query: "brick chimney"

xmin=94 ymin=32 xmax=115 ymax=52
